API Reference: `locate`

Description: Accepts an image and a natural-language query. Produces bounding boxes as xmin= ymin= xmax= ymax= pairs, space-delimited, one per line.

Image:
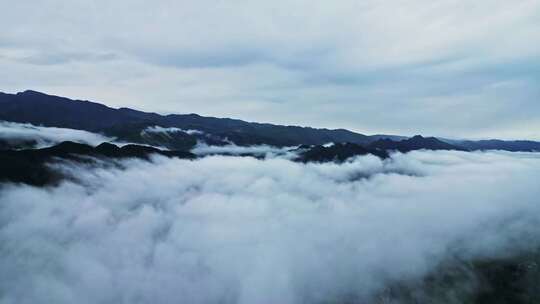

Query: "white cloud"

xmin=1 ymin=150 xmax=540 ymax=303
xmin=0 ymin=121 xmax=113 ymax=148
xmin=142 ymin=125 xmax=204 ymax=136
xmin=191 ymin=142 xmax=299 ymax=159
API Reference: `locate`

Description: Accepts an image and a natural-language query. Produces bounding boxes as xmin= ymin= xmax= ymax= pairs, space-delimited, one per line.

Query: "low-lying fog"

xmin=1 ymin=150 xmax=540 ymax=304
xmin=0 ymin=121 xmax=113 ymax=149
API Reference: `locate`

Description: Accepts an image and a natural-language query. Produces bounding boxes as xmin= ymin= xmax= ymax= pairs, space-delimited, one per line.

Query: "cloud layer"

xmin=191 ymin=142 xmax=298 ymax=158
xmin=0 ymin=121 xmax=112 ymax=148
xmin=1 ymin=150 xmax=540 ymax=303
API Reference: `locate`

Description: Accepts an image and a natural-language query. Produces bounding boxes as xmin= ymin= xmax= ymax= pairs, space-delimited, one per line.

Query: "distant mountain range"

xmin=1 ymin=90 xmax=540 ymax=152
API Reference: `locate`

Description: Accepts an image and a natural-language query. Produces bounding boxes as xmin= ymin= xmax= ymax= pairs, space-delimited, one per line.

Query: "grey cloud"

xmin=135 ymin=48 xmax=267 ymax=69
xmin=1 ymin=151 xmax=540 ymax=303
xmin=0 ymin=0 xmax=539 ymax=139
xmin=17 ymin=51 xmax=118 ymax=66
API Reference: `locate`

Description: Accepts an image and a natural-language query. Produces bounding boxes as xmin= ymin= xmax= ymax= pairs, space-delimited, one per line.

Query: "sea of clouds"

xmin=1 ymin=150 xmax=540 ymax=303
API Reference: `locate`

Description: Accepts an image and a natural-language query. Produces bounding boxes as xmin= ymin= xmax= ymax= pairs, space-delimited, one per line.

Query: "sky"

xmin=1 ymin=0 xmax=539 ymax=139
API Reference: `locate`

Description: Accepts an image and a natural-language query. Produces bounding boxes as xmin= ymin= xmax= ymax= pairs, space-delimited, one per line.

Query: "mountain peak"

xmin=17 ymin=90 xmax=46 ymax=96
xmin=369 ymin=134 xmax=466 ymax=152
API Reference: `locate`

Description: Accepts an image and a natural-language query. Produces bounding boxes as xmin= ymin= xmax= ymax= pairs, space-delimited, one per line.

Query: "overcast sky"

xmin=1 ymin=0 xmax=539 ymax=139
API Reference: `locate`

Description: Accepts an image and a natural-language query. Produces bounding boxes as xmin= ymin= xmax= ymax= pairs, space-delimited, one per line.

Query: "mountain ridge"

xmin=0 ymin=90 xmax=376 ymax=148
xmin=0 ymin=141 xmax=195 ymax=186
xmin=1 ymin=90 xmax=540 ymax=152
